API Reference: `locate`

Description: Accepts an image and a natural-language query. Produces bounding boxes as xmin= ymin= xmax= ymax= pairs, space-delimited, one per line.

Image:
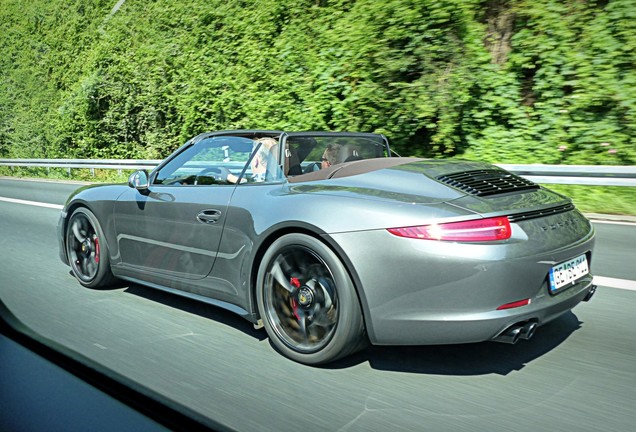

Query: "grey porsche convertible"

xmin=58 ymin=130 xmax=596 ymax=365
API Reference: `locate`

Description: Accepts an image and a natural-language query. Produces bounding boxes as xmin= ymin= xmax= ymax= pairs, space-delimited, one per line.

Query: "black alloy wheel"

xmin=257 ymin=233 xmax=365 ymax=365
xmin=66 ymin=207 xmax=115 ymax=288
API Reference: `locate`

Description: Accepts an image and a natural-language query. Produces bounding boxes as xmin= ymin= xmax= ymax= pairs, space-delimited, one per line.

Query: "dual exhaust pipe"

xmin=493 ymin=321 xmax=537 ymax=345
xmin=494 ymin=284 xmax=597 ymax=345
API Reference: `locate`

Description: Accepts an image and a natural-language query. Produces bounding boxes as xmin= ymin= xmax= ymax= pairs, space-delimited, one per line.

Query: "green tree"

xmin=0 ymin=0 xmax=634 ymax=164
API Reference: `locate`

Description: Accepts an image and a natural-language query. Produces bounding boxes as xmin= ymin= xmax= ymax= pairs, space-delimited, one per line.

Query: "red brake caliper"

xmin=93 ymin=236 xmax=100 ymax=264
xmin=290 ymin=277 xmax=301 ymax=320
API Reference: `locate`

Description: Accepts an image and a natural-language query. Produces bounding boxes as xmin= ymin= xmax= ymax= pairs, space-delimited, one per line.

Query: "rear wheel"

xmin=66 ymin=207 xmax=116 ymax=288
xmin=256 ymin=233 xmax=364 ymax=365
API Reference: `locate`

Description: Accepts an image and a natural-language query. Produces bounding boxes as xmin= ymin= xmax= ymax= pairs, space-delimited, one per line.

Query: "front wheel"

xmin=66 ymin=207 xmax=116 ymax=288
xmin=256 ymin=233 xmax=365 ymax=365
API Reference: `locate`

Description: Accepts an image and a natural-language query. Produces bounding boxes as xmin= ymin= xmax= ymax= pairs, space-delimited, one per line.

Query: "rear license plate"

xmin=549 ymin=254 xmax=589 ymax=293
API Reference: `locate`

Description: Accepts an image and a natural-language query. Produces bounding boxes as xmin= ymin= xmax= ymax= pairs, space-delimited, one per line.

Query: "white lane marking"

xmin=591 ymin=220 xmax=636 ymax=227
xmin=0 ymin=196 xmax=63 ymax=210
xmin=594 ymin=276 xmax=636 ymax=292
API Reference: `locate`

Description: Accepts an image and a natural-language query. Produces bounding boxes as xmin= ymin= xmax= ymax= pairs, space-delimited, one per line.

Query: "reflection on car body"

xmin=57 ymin=130 xmax=596 ymax=365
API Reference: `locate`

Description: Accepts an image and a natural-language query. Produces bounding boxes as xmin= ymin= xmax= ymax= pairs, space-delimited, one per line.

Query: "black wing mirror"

xmin=128 ymin=170 xmax=149 ymax=191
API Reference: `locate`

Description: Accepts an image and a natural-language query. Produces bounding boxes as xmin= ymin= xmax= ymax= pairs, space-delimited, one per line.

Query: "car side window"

xmin=153 ymin=137 xmax=254 ymax=186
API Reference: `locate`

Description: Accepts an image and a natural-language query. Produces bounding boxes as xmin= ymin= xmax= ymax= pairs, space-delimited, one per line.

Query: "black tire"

xmin=256 ymin=233 xmax=364 ymax=365
xmin=66 ymin=207 xmax=116 ymax=288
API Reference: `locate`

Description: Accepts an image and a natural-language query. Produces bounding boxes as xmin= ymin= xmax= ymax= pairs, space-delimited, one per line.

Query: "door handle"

xmin=197 ymin=209 xmax=222 ymax=224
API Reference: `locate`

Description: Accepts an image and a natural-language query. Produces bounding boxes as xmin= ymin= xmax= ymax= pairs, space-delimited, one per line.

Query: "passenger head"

xmin=321 ymin=143 xmax=341 ymax=169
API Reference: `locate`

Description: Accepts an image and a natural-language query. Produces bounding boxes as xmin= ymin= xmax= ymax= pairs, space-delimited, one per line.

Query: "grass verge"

xmin=545 ymin=184 xmax=636 ymax=216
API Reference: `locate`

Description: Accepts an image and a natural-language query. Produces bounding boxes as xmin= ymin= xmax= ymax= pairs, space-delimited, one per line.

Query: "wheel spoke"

xmin=310 ymin=305 xmax=336 ymax=328
xmin=270 ymin=260 xmax=294 ymax=293
xmin=80 ymin=256 xmax=89 ymax=276
xmin=297 ymin=313 xmax=310 ymax=344
xmin=317 ymin=278 xmax=334 ymax=310
xmin=72 ymin=220 xmax=86 ymax=242
xmin=279 ymin=253 xmax=304 ymax=280
xmin=79 ymin=215 xmax=90 ymax=234
xmin=87 ymin=258 xmax=97 ymax=278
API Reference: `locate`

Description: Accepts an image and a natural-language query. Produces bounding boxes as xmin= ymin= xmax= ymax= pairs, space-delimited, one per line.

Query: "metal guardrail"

xmin=496 ymin=164 xmax=636 ymax=187
xmin=0 ymin=159 xmax=161 ymax=176
xmin=0 ymin=158 xmax=161 ymax=170
xmin=1 ymin=158 xmax=635 ymax=186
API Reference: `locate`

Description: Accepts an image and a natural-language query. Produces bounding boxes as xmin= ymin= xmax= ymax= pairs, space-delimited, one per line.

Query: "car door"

xmin=113 ymin=136 xmax=255 ymax=280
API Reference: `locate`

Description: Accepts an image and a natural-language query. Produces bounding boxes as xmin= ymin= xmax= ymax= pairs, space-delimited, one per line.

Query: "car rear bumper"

xmin=328 ymin=210 xmax=596 ymax=345
xmin=366 ymin=275 xmax=594 ymax=345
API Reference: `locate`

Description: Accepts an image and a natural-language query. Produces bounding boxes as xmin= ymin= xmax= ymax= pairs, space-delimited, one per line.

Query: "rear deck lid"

xmin=290 ymin=158 xmax=572 ymax=214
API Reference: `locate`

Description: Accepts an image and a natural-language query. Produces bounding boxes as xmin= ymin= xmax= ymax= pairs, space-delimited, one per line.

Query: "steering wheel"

xmin=194 ymin=167 xmax=232 ymax=185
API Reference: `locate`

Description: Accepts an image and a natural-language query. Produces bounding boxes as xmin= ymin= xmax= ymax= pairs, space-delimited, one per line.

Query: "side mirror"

xmin=128 ymin=170 xmax=149 ymax=191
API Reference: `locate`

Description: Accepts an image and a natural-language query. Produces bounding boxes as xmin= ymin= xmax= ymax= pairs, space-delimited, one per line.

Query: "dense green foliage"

xmin=1 ymin=0 xmax=634 ymax=164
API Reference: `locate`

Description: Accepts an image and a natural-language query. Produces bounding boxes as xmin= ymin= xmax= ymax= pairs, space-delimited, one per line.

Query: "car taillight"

xmin=387 ymin=216 xmax=511 ymax=242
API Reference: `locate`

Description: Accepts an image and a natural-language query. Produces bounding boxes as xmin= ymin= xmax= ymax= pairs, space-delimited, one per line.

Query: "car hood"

xmin=288 ymin=158 xmax=572 ymax=215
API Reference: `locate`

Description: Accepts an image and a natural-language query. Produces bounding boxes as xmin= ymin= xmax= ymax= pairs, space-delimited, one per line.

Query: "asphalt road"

xmin=1 ymin=178 xmax=635 ymax=432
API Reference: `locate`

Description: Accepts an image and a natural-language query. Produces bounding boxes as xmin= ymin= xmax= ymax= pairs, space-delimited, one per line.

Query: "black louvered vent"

xmin=508 ymin=203 xmax=575 ymax=222
xmin=437 ymin=169 xmax=539 ymax=197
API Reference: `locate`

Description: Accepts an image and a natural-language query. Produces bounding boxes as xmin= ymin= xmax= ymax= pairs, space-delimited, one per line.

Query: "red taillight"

xmin=387 ymin=216 xmax=511 ymax=242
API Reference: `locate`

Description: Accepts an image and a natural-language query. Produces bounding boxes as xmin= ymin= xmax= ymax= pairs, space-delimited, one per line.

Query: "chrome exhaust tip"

xmin=519 ymin=322 xmax=537 ymax=340
xmin=583 ymin=285 xmax=597 ymax=302
xmin=493 ymin=325 xmax=522 ymax=344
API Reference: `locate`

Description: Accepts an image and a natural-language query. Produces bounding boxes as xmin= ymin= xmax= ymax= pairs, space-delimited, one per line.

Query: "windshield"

xmin=154 ymin=136 xmax=284 ymax=185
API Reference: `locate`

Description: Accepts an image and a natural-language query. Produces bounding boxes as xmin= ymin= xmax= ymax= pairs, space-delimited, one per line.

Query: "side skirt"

xmin=116 ymin=275 xmax=257 ymax=323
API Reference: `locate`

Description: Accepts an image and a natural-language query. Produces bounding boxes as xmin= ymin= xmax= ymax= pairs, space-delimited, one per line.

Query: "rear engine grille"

xmin=508 ymin=203 xmax=576 ymax=222
xmin=437 ymin=169 xmax=539 ymax=197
